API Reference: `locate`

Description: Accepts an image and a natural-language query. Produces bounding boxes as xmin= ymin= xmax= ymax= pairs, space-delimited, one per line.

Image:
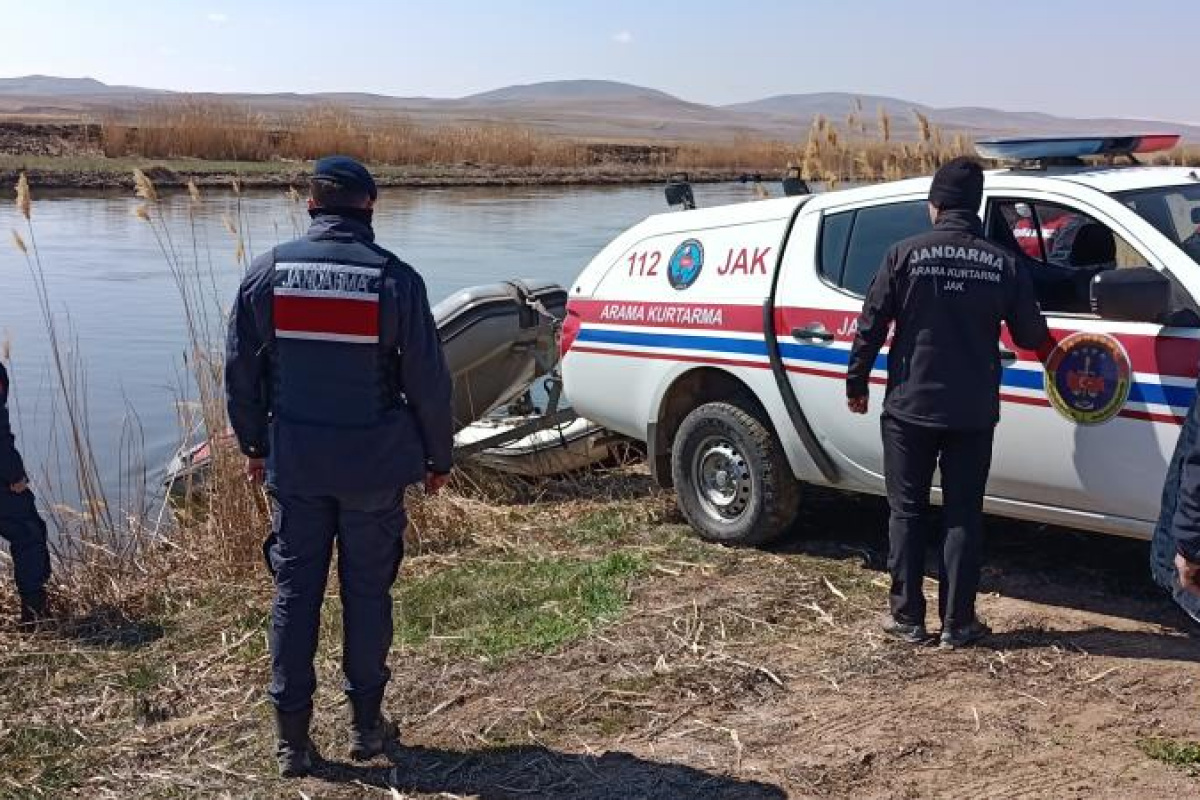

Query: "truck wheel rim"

xmin=692 ymin=436 xmax=752 ymax=522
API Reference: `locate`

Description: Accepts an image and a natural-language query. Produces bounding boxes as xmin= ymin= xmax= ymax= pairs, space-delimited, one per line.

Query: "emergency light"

xmin=975 ymin=134 xmax=1181 ymax=163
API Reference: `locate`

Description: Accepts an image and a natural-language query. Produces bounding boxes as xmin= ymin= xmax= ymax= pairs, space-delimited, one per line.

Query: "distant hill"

xmin=0 ymin=74 xmax=164 ymax=97
xmin=725 ymin=91 xmax=1200 ymax=141
xmin=467 ymin=80 xmax=681 ymax=104
xmin=725 ymin=92 xmax=929 ymax=119
xmin=0 ymin=76 xmax=1195 ymax=142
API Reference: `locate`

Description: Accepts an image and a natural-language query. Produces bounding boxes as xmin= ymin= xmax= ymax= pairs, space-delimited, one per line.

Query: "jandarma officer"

xmin=846 ymin=157 xmax=1051 ymax=649
xmin=225 ymin=156 xmax=453 ymax=778
xmin=0 ymin=361 xmax=51 ymax=626
xmin=1161 ymin=391 xmax=1200 ymax=599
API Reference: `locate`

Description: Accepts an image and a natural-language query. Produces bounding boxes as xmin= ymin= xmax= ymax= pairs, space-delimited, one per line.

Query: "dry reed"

xmin=94 ymin=98 xmax=1012 ymax=181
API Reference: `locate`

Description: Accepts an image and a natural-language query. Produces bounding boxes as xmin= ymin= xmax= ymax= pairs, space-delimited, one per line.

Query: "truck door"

xmin=983 ymin=193 xmax=1199 ymax=523
xmin=774 ymin=194 xmax=933 ymax=486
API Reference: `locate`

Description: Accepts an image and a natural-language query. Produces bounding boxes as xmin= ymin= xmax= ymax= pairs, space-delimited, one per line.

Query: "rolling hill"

xmin=0 ymin=75 xmax=1195 ymax=142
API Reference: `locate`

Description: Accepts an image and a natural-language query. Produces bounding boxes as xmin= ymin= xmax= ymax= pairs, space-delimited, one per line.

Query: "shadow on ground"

xmin=311 ymin=744 xmax=785 ymax=800
xmin=986 ymin=626 xmax=1197 ymax=662
xmin=49 ymin=604 xmax=165 ymax=649
xmin=775 ymin=485 xmax=1192 ymax=634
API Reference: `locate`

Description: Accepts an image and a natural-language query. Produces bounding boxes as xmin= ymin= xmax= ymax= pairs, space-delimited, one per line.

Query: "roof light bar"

xmin=975 ymin=134 xmax=1181 ymax=162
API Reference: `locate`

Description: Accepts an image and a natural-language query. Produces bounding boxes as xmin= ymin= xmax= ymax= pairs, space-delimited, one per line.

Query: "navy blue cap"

xmin=313 ymin=155 xmax=378 ymax=200
xmin=929 ymin=157 xmax=983 ymax=212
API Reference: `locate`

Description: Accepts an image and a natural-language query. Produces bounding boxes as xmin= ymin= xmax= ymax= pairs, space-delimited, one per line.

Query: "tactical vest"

xmin=264 ymin=234 xmax=424 ymax=495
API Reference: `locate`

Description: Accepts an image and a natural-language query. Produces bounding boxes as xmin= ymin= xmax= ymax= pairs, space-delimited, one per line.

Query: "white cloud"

xmin=612 ymin=30 xmax=633 ymax=45
xmin=207 ymin=12 xmax=229 ymax=24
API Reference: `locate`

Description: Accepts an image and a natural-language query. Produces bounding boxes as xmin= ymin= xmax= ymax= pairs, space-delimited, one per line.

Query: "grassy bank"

xmin=4 ymin=475 xmax=1200 ymax=798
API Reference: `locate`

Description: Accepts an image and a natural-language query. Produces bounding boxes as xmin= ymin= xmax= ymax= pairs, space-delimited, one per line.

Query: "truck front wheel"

xmin=670 ymin=401 xmax=800 ymax=546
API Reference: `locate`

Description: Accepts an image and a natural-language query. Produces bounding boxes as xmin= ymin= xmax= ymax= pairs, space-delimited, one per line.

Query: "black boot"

xmin=275 ymin=706 xmax=318 ymax=778
xmin=348 ymin=693 xmax=397 ymax=762
xmin=18 ymin=591 xmax=48 ymax=628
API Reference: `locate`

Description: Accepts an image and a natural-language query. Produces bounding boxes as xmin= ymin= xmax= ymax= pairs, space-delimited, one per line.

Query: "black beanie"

xmin=928 ymin=157 xmax=984 ymax=211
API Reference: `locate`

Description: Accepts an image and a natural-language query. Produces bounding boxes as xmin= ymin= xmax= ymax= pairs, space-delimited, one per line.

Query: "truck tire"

xmin=670 ymin=401 xmax=800 ymax=546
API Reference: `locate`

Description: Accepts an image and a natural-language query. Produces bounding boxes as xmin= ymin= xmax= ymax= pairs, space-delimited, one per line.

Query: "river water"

xmin=0 ymin=181 xmax=756 ymax=505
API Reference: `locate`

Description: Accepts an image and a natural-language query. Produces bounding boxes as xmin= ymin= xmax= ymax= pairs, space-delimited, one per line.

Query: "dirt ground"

xmin=2 ymin=477 xmax=1198 ymax=799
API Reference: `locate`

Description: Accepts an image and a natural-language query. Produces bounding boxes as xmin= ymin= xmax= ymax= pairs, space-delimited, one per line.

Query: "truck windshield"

xmin=1116 ymin=183 xmax=1200 ymax=266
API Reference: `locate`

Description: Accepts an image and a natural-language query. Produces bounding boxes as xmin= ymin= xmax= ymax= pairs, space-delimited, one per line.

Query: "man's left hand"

xmin=9 ymin=477 xmax=28 ymax=494
xmin=424 ymin=471 xmax=451 ymax=496
xmin=847 ymin=394 xmax=869 ymax=415
xmin=1176 ymin=553 xmax=1200 ymax=596
xmin=245 ymin=457 xmax=266 ymax=485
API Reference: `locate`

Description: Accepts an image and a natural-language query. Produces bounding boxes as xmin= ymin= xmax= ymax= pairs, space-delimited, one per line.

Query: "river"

xmin=0 ymin=181 xmax=757 ymax=507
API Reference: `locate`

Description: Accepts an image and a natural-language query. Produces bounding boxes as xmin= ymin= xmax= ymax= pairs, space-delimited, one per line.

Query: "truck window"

xmin=986 ymin=199 xmax=1149 ymax=315
xmin=818 ymin=210 xmax=854 ymax=286
xmin=823 ymin=201 xmax=932 ymax=296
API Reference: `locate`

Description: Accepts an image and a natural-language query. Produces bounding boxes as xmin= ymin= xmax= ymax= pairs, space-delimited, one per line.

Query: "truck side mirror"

xmin=782 ymin=167 xmax=810 ymax=197
xmin=1090 ymin=267 xmax=1171 ymax=323
xmin=665 ymin=172 xmax=696 ymax=210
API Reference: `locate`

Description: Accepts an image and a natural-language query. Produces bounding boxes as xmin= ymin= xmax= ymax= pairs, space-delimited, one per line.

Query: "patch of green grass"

xmin=395 ymin=551 xmax=646 ymax=662
xmin=118 ymin=662 xmax=164 ymax=692
xmin=571 ymin=508 xmax=634 ymax=543
xmin=1139 ymin=737 xmax=1200 ymax=771
xmin=0 ymin=725 xmax=85 ymax=794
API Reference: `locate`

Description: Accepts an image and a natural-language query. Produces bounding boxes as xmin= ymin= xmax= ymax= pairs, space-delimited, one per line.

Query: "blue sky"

xmin=2 ymin=0 xmax=1193 ymax=121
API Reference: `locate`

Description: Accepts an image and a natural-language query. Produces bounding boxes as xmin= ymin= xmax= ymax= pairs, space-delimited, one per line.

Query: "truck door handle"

xmin=999 ymin=348 xmax=1017 ymax=364
xmin=792 ymin=324 xmax=835 ymax=344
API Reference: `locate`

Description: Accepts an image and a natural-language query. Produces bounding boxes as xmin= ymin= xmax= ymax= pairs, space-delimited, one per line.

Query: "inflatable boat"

xmin=164 ymin=279 xmax=606 ymax=495
xmin=435 ymin=279 xmax=567 ymax=431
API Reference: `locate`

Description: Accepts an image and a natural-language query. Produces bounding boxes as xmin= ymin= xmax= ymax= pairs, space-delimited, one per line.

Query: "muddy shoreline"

xmin=0 ymin=162 xmax=758 ymax=191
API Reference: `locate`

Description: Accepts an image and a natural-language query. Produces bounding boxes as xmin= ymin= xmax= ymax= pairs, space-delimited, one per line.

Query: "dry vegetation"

xmin=5 ymin=98 xmax=1200 ymax=191
xmin=93 ymin=100 xmax=1200 ymax=182
xmin=100 ymin=101 xmax=593 ymax=169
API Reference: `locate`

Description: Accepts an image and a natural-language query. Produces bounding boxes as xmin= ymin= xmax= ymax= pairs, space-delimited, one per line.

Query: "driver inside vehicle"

xmin=990 ymin=201 xmax=1134 ymax=315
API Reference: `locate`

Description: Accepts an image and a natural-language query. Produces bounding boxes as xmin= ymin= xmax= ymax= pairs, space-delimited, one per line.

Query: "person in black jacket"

xmin=846 ymin=157 xmax=1051 ymax=649
xmin=1163 ymin=391 xmax=1200 ymax=598
xmin=0 ymin=362 xmax=51 ymax=626
xmin=225 ymin=156 xmax=454 ymax=778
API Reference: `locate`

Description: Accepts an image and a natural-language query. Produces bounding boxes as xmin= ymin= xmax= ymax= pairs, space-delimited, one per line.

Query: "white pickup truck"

xmin=561 ymin=136 xmax=1200 ymax=545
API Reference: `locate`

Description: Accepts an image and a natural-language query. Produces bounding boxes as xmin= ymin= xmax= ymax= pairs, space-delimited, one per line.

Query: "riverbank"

xmin=0 ymin=155 xmax=760 ymax=191
xmin=3 ymin=472 xmax=1198 ymax=798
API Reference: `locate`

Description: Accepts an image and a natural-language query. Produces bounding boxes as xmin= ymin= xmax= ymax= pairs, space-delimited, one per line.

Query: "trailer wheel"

xmin=670 ymin=401 xmax=800 ymax=546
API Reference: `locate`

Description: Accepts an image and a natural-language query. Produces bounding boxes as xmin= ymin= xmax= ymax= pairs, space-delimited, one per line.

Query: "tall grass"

xmin=97 ymin=100 xmax=981 ymax=178
xmin=3 ymin=169 xmax=279 ymax=620
xmin=9 ymin=175 xmax=158 ymax=612
xmin=102 ymin=101 xmax=591 ymax=169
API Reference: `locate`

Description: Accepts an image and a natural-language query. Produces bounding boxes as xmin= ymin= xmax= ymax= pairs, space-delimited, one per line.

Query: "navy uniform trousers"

xmin=0 ymin=487 xmax=51 ymax=600
xmin=882 ymin=415 xmax=994 ymax=630
xmin=265 ymin=488 xmax=406 ymax=714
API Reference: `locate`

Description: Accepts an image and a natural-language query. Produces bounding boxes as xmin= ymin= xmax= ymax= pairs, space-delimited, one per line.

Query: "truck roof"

xmin=635 ymin=165 xmax=1200 ymax=230
xmin=1010 ymin=165 xmax=1200 ymax=194
xmin=642 ymin=194 xmax=805 ymax=232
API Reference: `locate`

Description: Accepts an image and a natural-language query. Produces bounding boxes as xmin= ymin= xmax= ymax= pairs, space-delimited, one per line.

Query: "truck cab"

xmin=562 ymin=136 xmax=1200 ymax=545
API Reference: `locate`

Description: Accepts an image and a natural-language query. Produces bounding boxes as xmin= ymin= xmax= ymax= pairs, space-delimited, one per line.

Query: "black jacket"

xmin=225 ymin=213 xmax=454 ymax=495
xmin=847 ymin=210 xmax=1050 ymax=430
xmin=1172 ymin=388 xmax=1200 ymax=562
xmin=0 ymin=363 xmax=27 ymax=485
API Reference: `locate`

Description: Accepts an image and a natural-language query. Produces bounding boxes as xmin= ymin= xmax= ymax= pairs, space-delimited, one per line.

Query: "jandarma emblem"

xmin=1043 ymin=332 xmax=1132 ymax=425
xmin=667 ymin=239 xmax=704 ymax=290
